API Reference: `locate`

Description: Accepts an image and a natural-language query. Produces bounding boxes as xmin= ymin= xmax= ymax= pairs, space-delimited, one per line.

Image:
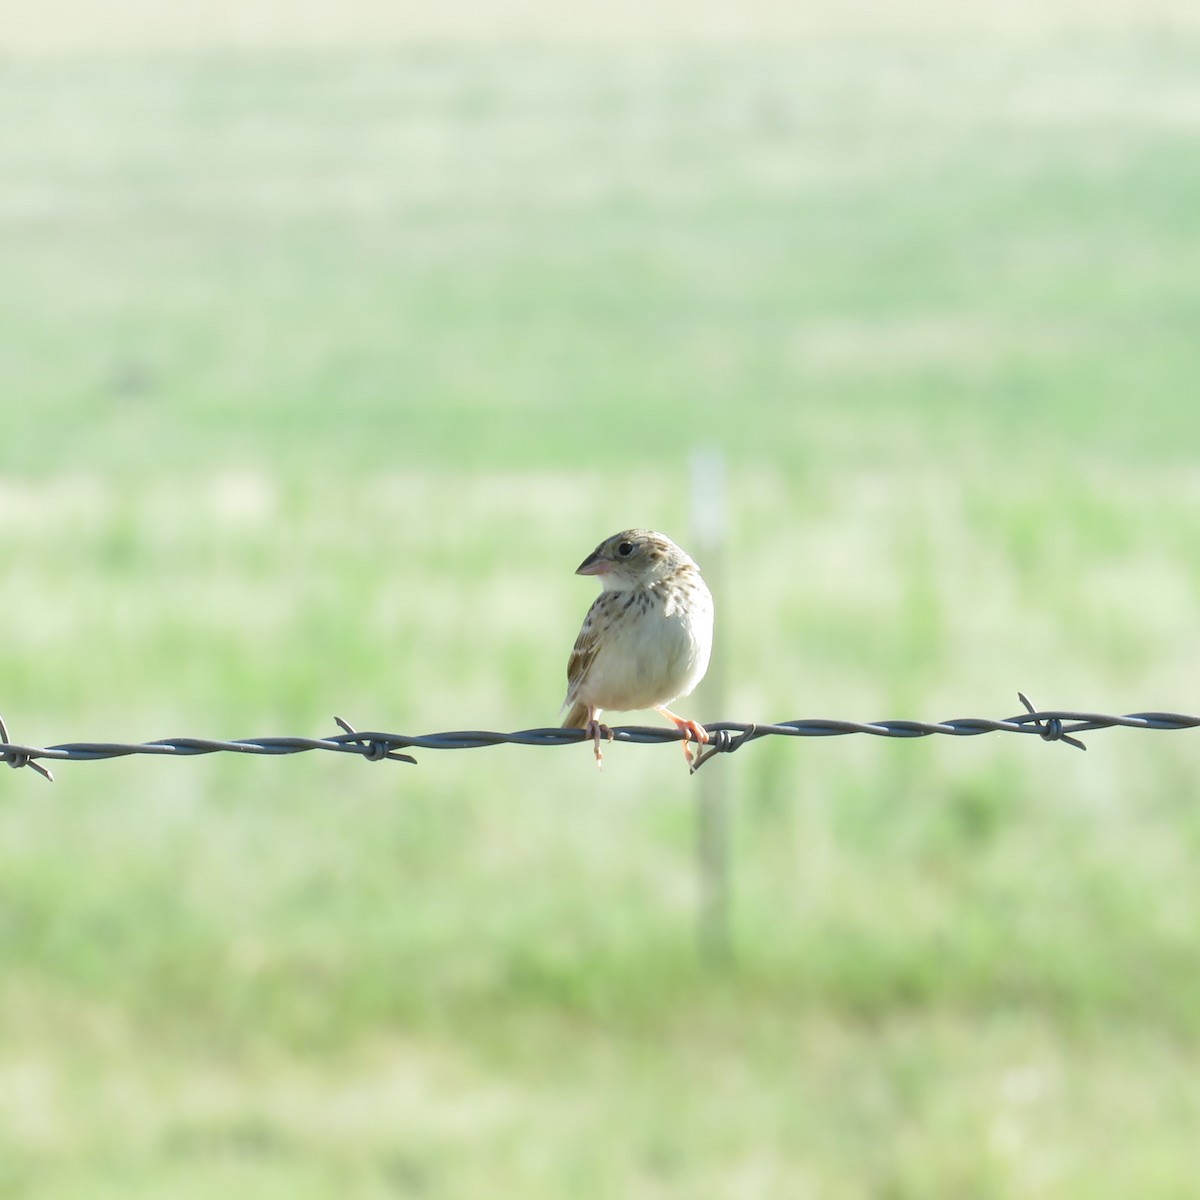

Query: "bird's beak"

xmin=576 ymin=552 xmax=611 ymax=576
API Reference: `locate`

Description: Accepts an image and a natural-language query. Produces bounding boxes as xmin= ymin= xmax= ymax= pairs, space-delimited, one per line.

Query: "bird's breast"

xmin=577 ymin=582 xmax=713 ymax=712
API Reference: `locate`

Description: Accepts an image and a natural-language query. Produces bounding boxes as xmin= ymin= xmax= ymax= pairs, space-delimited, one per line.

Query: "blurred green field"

xmin=4 ymin=6 xmax=1200 ymax=1197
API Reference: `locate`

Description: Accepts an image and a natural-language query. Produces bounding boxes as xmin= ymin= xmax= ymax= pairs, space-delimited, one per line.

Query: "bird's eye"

xmin=617 ymin=541 xmax=635 ymax=557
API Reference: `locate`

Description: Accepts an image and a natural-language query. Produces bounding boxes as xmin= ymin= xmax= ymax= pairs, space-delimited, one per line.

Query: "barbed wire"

xmin=3 ymin=696 xmax=1199 ymax=783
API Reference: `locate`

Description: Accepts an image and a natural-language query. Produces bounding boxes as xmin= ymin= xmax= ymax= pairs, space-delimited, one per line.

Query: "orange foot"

xmin=655 ymin=706 xmax=709 ymax=768
xmin=584 ymin=709 xmax=615 ymax=769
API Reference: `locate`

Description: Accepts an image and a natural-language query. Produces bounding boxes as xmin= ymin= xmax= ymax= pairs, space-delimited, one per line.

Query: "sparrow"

xmin=562 ymin=529 xmax=714 ymax=769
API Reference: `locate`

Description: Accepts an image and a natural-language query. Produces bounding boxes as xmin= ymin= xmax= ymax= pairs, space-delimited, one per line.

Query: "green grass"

xmin=4 ymin=9 xmax=1200 ymax=1197
xmin=5 ymin=34 xmax=1200 ymax=474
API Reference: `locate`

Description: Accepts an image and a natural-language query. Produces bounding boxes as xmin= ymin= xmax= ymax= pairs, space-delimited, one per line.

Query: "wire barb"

xmin=1017 ymin=692 xmax=1088 ymax=751
xmin=690 ymin=725 xmax=757 ymax=773
xmin=333 ymin=717 xmax=418 ymax=765
xmin=0 ymin=713 xmax=54 ymax=782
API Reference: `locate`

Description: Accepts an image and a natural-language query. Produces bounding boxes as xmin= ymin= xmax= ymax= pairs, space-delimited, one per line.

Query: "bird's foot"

xmin=585 ymin=717 xmax=615 ymax=769
xmin=655 ymin=707 xmax=709 ymax=769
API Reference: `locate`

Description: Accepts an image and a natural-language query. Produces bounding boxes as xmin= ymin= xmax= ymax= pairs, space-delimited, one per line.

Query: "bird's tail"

xmin=562 ymin=701 xmax=589 ymax=729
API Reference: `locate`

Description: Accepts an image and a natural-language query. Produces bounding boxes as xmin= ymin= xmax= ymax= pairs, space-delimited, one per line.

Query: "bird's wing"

xmin=564 ymin=591 xmax=618 ymax=705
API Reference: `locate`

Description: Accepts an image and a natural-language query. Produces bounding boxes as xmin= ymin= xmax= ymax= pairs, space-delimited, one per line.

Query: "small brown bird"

xmin=562 ymin=529 xmax=715 ymax=769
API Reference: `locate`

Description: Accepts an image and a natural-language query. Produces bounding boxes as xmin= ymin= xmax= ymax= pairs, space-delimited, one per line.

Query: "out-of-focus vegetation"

xmin=3 ymin=4 xmax=1200 ymax=1195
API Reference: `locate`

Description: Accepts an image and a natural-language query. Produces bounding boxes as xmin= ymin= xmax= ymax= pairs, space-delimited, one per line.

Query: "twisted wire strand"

xmin=3 ymin=696 xmax=1198 ymax=782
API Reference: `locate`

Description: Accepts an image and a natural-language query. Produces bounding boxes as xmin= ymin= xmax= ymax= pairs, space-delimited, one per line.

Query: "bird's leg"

xmin=655 ymin=706 xmax=709 ymax=766
xmin=584 ymin=707 xmax=614 ymax=768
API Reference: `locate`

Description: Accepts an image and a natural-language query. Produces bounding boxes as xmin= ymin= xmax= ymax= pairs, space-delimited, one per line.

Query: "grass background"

xmin=3 ymin=3 xmax=1200 ymax=1195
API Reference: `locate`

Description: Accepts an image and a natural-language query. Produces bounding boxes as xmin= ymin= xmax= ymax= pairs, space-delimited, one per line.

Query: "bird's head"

xmin=575 ymin=529 xmax=693 ymax=591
